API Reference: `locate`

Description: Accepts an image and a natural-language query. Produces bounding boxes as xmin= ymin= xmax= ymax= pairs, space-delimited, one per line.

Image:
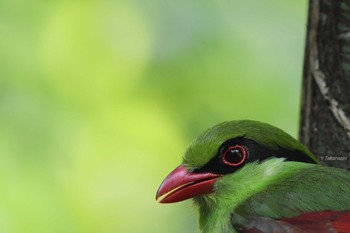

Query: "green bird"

xmin=156 ymin=120 xmax=350 ymax=233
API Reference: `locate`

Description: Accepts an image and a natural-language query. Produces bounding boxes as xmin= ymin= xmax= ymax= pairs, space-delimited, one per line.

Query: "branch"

xmin=309 ymin=0 xmax=350 ymax=140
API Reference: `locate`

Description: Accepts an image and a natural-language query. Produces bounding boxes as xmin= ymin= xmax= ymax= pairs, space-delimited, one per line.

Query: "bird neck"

xmin=195 ymin=199 xmax=237 ymax=233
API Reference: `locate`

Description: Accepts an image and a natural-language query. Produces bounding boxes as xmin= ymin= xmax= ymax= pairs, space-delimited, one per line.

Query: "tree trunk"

xmin=299 ymin=0 xmax=350 ymax=169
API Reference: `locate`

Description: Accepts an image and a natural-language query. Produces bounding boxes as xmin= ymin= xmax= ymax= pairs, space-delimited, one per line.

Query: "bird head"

xmin=156 ymin=120 xmax=318 ymax=204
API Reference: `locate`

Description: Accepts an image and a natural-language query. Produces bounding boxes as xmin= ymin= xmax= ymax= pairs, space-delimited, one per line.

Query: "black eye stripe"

xmin=193 ymin=137 xmax=317 ymax=175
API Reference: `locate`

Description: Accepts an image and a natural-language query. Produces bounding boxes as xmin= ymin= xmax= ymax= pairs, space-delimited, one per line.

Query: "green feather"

xmin=193 ymin=159 xmax=350 ymax=233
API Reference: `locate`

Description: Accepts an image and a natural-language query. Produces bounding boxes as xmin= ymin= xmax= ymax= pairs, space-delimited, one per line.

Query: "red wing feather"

xmin=280 ymin=210 xmax=350 ymax=233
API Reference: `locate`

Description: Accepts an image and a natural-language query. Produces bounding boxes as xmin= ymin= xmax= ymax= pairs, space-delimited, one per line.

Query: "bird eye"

xmin=222 ymin=145 xmax=247 ymax=166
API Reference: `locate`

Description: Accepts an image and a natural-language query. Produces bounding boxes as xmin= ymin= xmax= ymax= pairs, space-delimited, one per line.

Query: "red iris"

xmin=222 ymin=145 xmax=247 ymax=166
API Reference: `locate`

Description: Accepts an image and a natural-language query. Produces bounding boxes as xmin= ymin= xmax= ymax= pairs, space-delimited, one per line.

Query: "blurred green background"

xmin=0 ymin=0 xmax=307 ymax=232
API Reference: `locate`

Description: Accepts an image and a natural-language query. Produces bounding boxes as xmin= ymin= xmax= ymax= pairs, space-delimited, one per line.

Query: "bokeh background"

xmin=0 ymin=0 xmax=308 ymax=232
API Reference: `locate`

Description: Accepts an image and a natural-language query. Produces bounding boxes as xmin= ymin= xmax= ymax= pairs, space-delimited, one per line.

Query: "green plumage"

xmin=180 ymin=120 xmax=350 ymax=233
xmin=194 ymin=159 xmax=350 ymax=233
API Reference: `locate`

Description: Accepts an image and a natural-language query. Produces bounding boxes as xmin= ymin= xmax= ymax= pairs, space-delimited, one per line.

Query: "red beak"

xmin=156 ymin=165 xmax=221 ymax=203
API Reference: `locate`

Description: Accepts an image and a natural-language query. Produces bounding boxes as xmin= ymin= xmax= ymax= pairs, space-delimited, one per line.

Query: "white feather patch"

xmin=263 ymin=158 xmax=285 ymax=177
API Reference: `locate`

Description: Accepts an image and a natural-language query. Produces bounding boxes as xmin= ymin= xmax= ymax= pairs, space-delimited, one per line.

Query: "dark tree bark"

xmin=300 ymin=0 xmax=350 ymax=169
